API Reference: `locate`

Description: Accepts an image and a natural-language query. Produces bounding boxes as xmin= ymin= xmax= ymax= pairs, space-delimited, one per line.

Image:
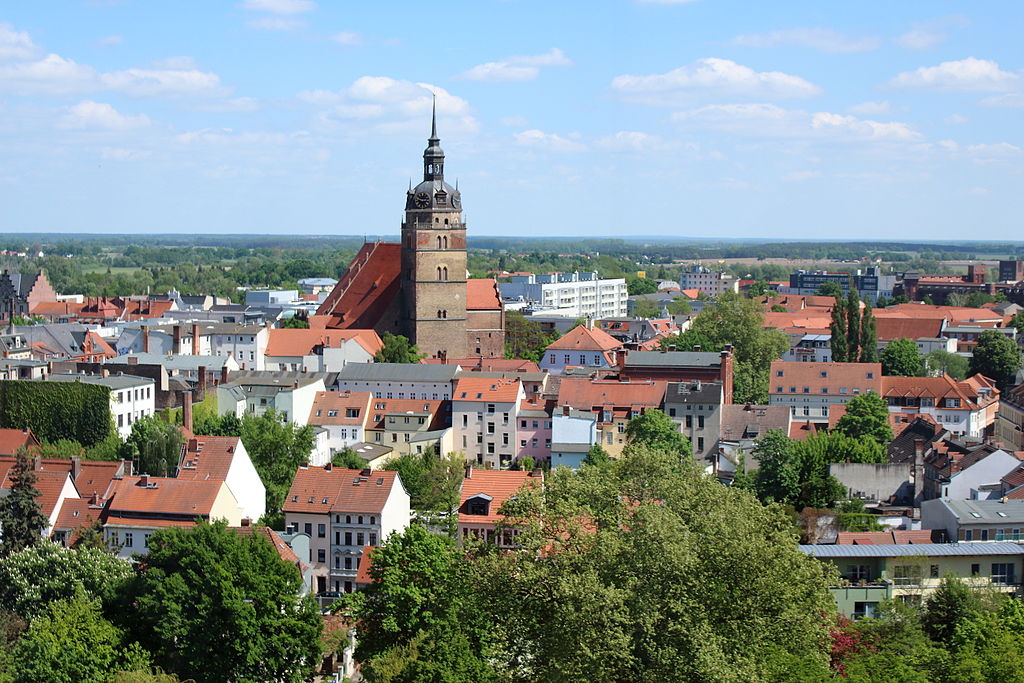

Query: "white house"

xmin=451 ymin=377 xmax=525 ymax=469
xmin=941 ymin=449 xmax=1022 ymax=501
xmin=549 ymin=407 xmax=598 ymax=469
xmin=306 ymin=391 xmax=373 ymax=459
xmin=264 ymin=329 xmax=382 ymax=374
xmin=45 ymin=373 xmax=155 ymax=438
xmin=177 ymin=435 xmax=267 ymax=522
xmin=217 ymin=373 xmax=326 ymax=425
xmin=335 ymin=363 xmax=460 ymax=400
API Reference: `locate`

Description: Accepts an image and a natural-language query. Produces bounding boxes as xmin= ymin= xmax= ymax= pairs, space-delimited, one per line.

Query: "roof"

xmin=364 ymin=397 xmax=448 ymax=431
xmin=355 ymin=545 xmax=376 ymax=584
xmin=557 ymin=377 xmax=666 ymax=412
xmin=800 ymin=542 xmax=1024 ymax=558
xmin=307 ymin=391 xmax=373 ymax=426
xmin=459 ymin=470 xmax=541 ymax=525
xmin=46 ymin=372 xmax=152 ymax=389
xmin=315 ymin=242 xmax=402 ymax=329
xmin=882 ymin=373 xmax=998 ymax=410
xmin=51 ymin=498 xmax=104 ymax=544
xmin=336 ymin=362 xmax=460 ymax=383
xmin=265 ymin=328 xmax=383 ymax=358
xmin=544 ymin=325 xmax=622 ymax=352
xmin=283 ymin=466 xmax=400 ymax=514
xmin=0 ymin=468 xmax=73 ymax=518
xmin=177 ymin=436 xmax=242 ymax=481
xmin=234 ymin=525 xmax=304 ymax=572
xmin=626 ymin=350 xmax=723 ymax=368
xmin=106 ymin=476 xmax=225 ymax=518
xmin=108 ymin=352 xmax=231 ymax=372
xmin=770 ymin=361 xmax=882 ymax=395
xmin=836 ymin=530 xmax=942 ymax=545
xmin=875 ymin=317 xmax=946 ymax=341
xmin=719 ymin=404 xmax=791 ymax=442
xmin=664 ymin=380 xmax=723 ymax=404
xmin=0 ymin=428 xmax=40 ymax=455
xmin=936 ymin=499 xmax=1024 ymax=523
xmin=466 ymin=279 xmax=502 ymax=310
xmin=421 ymin=357 xmax=540 ymax=373
xmin=453 ymin=377 xmax=522 ymax=403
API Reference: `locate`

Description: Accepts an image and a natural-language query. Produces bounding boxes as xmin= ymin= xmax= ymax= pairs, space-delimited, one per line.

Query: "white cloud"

xmin=730 ymin=28 xmax=880 ymax=54
xmin=101 ymin=65 xmax=226 ymax=98
xmin=0 ymin=23 xmax=39 ymax=61
xmin=929 ymin=139 xmax=1020 ymax=162
xmin=514 ymin=129 xmax=586 ymax=152
xmin=980 ymin=93 xmax=1024 ymax=108
xmin=0 ymin=53 xmax=98 ymax=95
xmin=611 ymin=58 xmax=821 ymax=105
xmin=847 ymin=100 xmax=892 ymax=116
xmin=459 ymin=48 xmax=571 ymax=83
xmin=247 ymin=17 xmax=305 ymax=31
xmin=58 ymin=100 xmax=150 ymax=130
xmin=331 ymin=31 xmax=363 ymax=46
xmin=595 ymin=131 xmax=666 ymax=152
xmin=96 ymin=35 xmax=123 ymax=47
xmin=239 ymin=0 xmax=315 ymax=14
xmin=889 ymin=57 xmax=1020 ymax=92
xmin=896 ymin=16 xmax=969 ymax=50
xmin=944 ymin=113 xmax=968 ymax=124
xmin=672 ymin=103 xmax=920 ymax=141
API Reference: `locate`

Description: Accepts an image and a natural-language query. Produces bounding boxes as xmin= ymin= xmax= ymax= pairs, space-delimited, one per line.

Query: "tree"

xmin=834 ymin=392 xmax=893 ymax=446
xmin=383 ymin=450 xmax=465 ymax=515
xmin=239 ymin=410 xmax=315 ymax=529
xmin=969 ymin=329 xmax=1022 ymax=391
xmin=1011 ymin=310 xmax=1024 ymax=335
xmin=846 ymin=289 xmax=862 ymax=362
xmin=922 ymin=575 xmax=981 ymax=642
xmin=279 ymin=316 xmax=309 ymax=329
xmin=666 ymin=296 xmax=692 ymax=316
xmin=352 ymin=524 xmax=496 ymax=682
xmin=925 ymin=349 xmax=969 ymax=380
xmin=624 ymin=409 xmax=690 ymax=457
xmin=881 ymin=338 xmax=925 ymax=377
xmin=582 ymin=443 xmax=611 ymax=467
xmin=770 ymin=304 xmax=787 ymax=312
xmin=504 ymin=311 xmax=558 ymax=362
xmin=631 ymin=297 xmax=661 ymax=319
xmin=626 ymin=276 xmax=659 ymax=296
xmin=0 ymin=541 xmax=133 ymax=619
xmin=331 ymin=447 xmax=366 ymax=469
xmin=375 ymin=332 xmax=424 ymax=364
xmin=751 ymin=431 xmax=869 ymax=510
xmin=816 ymin=281 xmax=842 ymax=298
xmin=123 ymin=521 xmax=322 ymax=683
xmin=830 ymin=295 xmax=849 ymax=363
xmin=752 ymin=430 xmax=800 ymax=505
xmin=859 ymin=301 xmax=878 ymax=363
xmin=122 ymin=416 xmax=183 ymax=477
xmin=0 ymin=450 xmax=48 ymax=557
xmin=9 ymin=589 xmax=150 ymax=683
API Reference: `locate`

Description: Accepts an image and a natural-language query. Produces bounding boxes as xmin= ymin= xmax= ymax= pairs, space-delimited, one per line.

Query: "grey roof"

xmin=625 ymin=351 xmax=723 ymax=368
xmin=936 ymin=499 xmax=1024 ymax=523
xmin=349 ymin=442 xmax=394 ymax=462
xmin=297 ymin=278 xmax=338 ymax=286
xmin=108 ymin=352 xmax=230 ymax=371
xmin=719 ymin=404 xmax=791 ymax=442
xmin=551 ymin=442 xmax=592 ymax=453
xmin=455 ymin=370 xmax=547 ymax=382
xmin=45 ymin=372 xmax=152 ymax=389
xmin=800 ymin=542 xmax=1024 ymax=558
xmin=409 ymin=428 xmax=449 ymax=443
xmin=223 ymin=372 xmax=325 ymax=390
xmin=665 ymin=380 xmax=723 ymax=404
xmin=14 ymin=322 xmax=90 ymax=357
xmin=337 ymin=363 xmax=460 ymax=383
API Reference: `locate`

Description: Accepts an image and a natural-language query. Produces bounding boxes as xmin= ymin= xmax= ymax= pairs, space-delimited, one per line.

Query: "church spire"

xmin=423 ymin=97 xmax=444 ymax=182
xmin=430 ymin=95 xmax=438 ymax=142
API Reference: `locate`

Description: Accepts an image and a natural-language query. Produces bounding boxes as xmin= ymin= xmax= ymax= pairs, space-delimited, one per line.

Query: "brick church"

xmin=316 ymin=107 xmax=504 ymax=359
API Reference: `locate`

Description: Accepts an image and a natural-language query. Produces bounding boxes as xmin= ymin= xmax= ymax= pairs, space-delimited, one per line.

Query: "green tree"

xmin=624 ymin=409 xmax=691 ymax=457
xmin=631 ymin=297 xmax=661 ymax=319
xmin=834 ymin=392 xmax=893 ymax=446
xmin=279 ymin=316 xmax=309 ymax=329
xmin=969 ymin=329 xmax=1022 ymax=390
xmin=122 ymin=416 xmax=183 ymax=477
xmin=751 ymin=431 xmax=866 ymax=509
xmin=752 ymin=430 xmax=800 ymax=505
xmin=331 ymin=447 xmax=366 ymax=469
xmin=881 ymin=337 xmax=925 ymax=377
xmin=666 ymin=296 xmax=692 ymax=316
xmin=626 ymin=276 xmax=659 ymax=295
xmin=770 ymin=304 xmax=787 ymax=312
xmin=925 ymin=349 xmax=969 ymax=380
xmin=384 ymin=450 xmax=465 ymax=515
xmin=922 ymin=575 xmax=982 ymax=642
xmin=124 ymin=521 xmax=322 ymax=683
xmin=582 ymin=443 xmax=611 ymax=467
xmin=846 ymin=289 xmax=862 ymax=362
xmin=239 ymin=410 xmax=315 ymax=529
xmin=375 ymin=332 xmax=425 ymax=364
xmin=352 ymin=524 xmax=496 ymax=682
xmin=10 ymin=589 xmax=150 ymax=683
xmin=830 ymin=295 xmax=849 ymax=362
xmin=859 ymin=301 xmax=878 ymax=363
xmin=503 ymin=311 xmax=559 ymax=362
xmin=0 ymin=541 xmax=132 ymax=619
xmin=1011 ymin=310 xmax=1024 ymax=335
xmin=0 ymin=450 xmax=48 ymax=557
xmin=816 ymin=281 xmax=842 ymax=298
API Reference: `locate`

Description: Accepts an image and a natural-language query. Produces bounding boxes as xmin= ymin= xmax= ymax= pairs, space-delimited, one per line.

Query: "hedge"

xmin=0 ymin=381 xmax=113 ymax=446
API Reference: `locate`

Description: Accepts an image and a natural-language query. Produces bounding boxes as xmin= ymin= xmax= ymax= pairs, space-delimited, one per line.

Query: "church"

xmin=316 ymin=107 xmax=504 ymax=359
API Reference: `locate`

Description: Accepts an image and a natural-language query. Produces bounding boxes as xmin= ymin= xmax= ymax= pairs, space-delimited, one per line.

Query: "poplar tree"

xmin=830 ymin=296 xmax=848 ymax=362
xmin=859 ymin=301 xmax=878 ymax=363
xmin=846 ymin=289 xmax=861 ymax=362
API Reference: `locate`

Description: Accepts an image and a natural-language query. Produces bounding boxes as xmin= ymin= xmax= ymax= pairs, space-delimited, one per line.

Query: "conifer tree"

xmin=846 ymin=289 xmax=861 ymax=362
xmin=830 ymin=296 xmax=848 ymax=362
xmin=0 ymin=449 xmax=48 ymax=557
xmin=859 ymin=301 xmax=878 ymax=363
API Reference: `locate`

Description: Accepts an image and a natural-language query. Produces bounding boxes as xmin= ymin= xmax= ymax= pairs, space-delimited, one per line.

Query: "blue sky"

xmin=0 ymin=1 xmax=1021 ymax=240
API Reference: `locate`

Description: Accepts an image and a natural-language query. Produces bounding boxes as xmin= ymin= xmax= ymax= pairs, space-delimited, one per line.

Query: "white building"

xmin=335 ymin=362 xmax=460 ymax=400
xmin=499 ymin=272 xmax=628 ymax=319
xmin=45 ymin=373 xmax=156 ymax=438
xmin=679 ymin=265 xmax=739 ymax=297
xmin=208 ymin=324 xmax=271 ymax=371
xmin=216 ymin=373 xmax=326 ymax=425
xmin=451 ymin=377 xmax=525 ymax=469
xmin=177 ymin=435 xmax=267 ymax=522
xmin=263 ymin=329 xmax=382 ymax=374
xmin=549 ymin=407 xmax=598 ymax=470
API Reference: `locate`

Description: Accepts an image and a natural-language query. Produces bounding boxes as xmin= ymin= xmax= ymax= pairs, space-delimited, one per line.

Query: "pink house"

xmin=516 ymin=398 xmax=552 ymax=464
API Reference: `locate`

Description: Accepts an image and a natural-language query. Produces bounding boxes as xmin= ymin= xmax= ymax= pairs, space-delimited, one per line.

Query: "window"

xmin=930 ymin=565 xmax=939 ymax=578
xmin=335 ymin=531 xmax=340 ymax=544
xmin=487 ymin=443 xmax=495 ymax=454
xmin=345 ymin=556 xmax=353 ymax=569
xmin=502 ymin=433 xmax=509 ymax=445
xmin=344 ymin=532 xmax=352 ymax=546
xmin=685 ymin=415 xmax=693 ymax=428
xmin=521 ymin=439 xmax=527 ymax=448
xmin=487 ymin=423 xmax=495 ymax=434
xmin=123 ymin=532 xmax=133 ymax=547
xmin=971 ymin=563 xmax=980 ymax=576
xmin=697 ymin=437 xmax=704 ymax=452
xmin=356 ymin=533 xmax=365 ymax=546
xmin=317 ymin=524 xmax=326 ymax=538
xmin=563 ymin=354 xmax=570 ymax=364
xmin=892 ymin=565 xmax=922 ymax=586
xmin=697 ymin=415 xmax=705 ymax=429
xmin=369 ymin=533 xmax=377 ymax=545
xmin=992 ymin=563 xmax=1015 ymax=585
xmin=304 ymin=523 xmax=312 ymax=536
xmin=853 ymin=602 xmax=878 ymax=619
xmin=848 ymin=564 xmax=869 ymax=581
xmin=317 ymin=549 xmax=326 ymax=563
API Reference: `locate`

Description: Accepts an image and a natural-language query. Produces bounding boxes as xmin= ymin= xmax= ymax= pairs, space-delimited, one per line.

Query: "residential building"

xmin=307 ymin=391 xmax=374 ymax=460
xmin=246 ymin=290 xmax=298 ymax=306
xmin=597 ymin=318 xmax=680 ymax=346
xmin=784 ymin=267 xmax=896 ymax=305
xmin=678 ymin=264 xmax=739 ymax=297
xmin=927 ymin=447 xmax=1021 ymax=501
xmin=517 ymin=398 xmax=553 ymax=464
xmin=499 ymin=271 xmax=628 ymax=319
xmin=714 ymin=404 xmax=793 ymax=480
xmin=768 ymin=361 xmax=882 ymax=420
xmin=452 ymin=377 xmax=525 ymax=469
xmin=263 ymin=328 xmax=383 ymax=373
xmin=800 ymin=542 xmax=1024 ymax=618
xmin=334 ymin=362 xmax=460 ymax=400
xmin=996 ymin=382 xmax=1024 ymax=452
xmin=557 ymin=377 xmax=666 ymax=458
xmin=550 ymin=407 xmax=599 ymax=469
xmin=882 ymin=374 xmax=999 ymax=438
xmin=922 ymin=498 xmax=1024 ymax=542
xmin=0 ymin=270 xmax=58 ymax=320
xmin=108 ymin=351 xmax=238 ymax=382
xmin=207 ymin=324 xmax=271 ymax=371
xmin=0 ymin=427 xmax=41 ymax=455
xmin=176 ymin=435 xmax=267 ymax=522
xmin=539 ymin=324 xmax=622 ymax=375
xmin=298 ymin=278 xmax=338 ymax=295
xmin=620 ymin=349 xmax=734 ymax=403
xmin=363 ymin=397 xmax=451 ymax=458
xmin=0 ymin=456 xmax=79 ymax=537
xmin=664 ymin=380 xmax=723 ymax=461
xmin=44 ymin=373 xmax=155 ymax=438
xmin=216 ymin=372 xmax=326 ymax=424
xmin=283 ymin=465 xmax=410 ymax=597
xmin=782 ymin=334 xmax=832 ymax=363
xmin=458 ymin=468 xmax=543 ymax=548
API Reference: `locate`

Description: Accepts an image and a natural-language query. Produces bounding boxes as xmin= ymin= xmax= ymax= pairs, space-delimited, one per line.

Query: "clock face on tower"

xmin=414 ymin=191 xmax=430 ymax=208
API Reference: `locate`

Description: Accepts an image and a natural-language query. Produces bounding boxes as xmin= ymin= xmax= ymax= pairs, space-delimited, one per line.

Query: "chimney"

xmin=71 ymin=455 xmax=81 ymax=482
xmin=139 ymin=474 xmax=149 ymax=487
xmin=89 ymin=492 xmax=98 ymax=506
xmin=142 ymin=326 xmax=150 ymax=354
xmin=220 ymin=364 xmax=229 ymax=385
xmin=172 ymin=325 xmax=182 ymax=355
xmin=360 ymin=467 xmax=371 ymax=477
xmin=187 ymin=436 xmax=198 ymax=452
xmin=914 ymin=438 xmax=925 ymax=459
xmin=127 ymin=356 xmax=138 ymax=365
xmin=102 ymin=368 xmax=109 ymax=378
xmin=240 ymin=517 xmax=251 ymax=527
xmin=693 ymin=345 xmax=701 ymax=352
xmin=617 ymin=349 xmax=627 ymax=372
xmin=192 ymin=323 xmax=200 ymax=356
xmin=325 ymin=462 xmax=333 ymax=471
xmin=439 ymin=350 xmax=447 ymax=364
xmin=197 ymin=365 xmax=208 ymax=398
xmin=464 ymin=463 xmax=473 ymax=479
xmin=182 ymin=390 xmax=194 ymax=434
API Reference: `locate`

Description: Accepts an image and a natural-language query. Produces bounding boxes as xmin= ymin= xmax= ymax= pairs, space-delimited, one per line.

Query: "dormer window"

xmin=465 ymin=494 xmax=492 ymax=516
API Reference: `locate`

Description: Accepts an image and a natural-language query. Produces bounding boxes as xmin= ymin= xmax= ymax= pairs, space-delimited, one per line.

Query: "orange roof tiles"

xmin=107 ymin=476 xmax=224 ymax=518
xmin=316 ymin=242 xmax=402 ymax=329
xmin=283 ymin=466 xmax=400 ymax=515
xmin=875 ymin=304 xmax=1004 ymax=325
xmin=234 ymin=525 xmax=305 ymax=573
xmin=0 ymin=464 xmax=74 ymax=518
xmin=51 ymin=497 xmax=104 ymax=544
xmin=355 ymin=545 xmax=376 ymax=585
xmin=454 ymin=377 xmax=523 ymax=403
xmin=308 ymin=391 xmax=373 ymax=426
xmin=761 ymin=311 xmax=833 ymax=332
xmin=0 ymin=428 xmax=40 ymax=456
xmin=881 ymin=373 xmax=998 ymax=410
xmin=770 ymin=361 xmax=882 ymax=396
xmin=30 ymin=301 xmax=84 ymax=317
xmin=466 ymin=278 xmax=502 ymax=310
xmin=177 ymin=436 xmax=242 ymax=482
xmin=366 ymin=397 xmax=448 ymax=430
xmin=459 ymin=470 xmax=541 ymax=526
xmin=875 ymin=317 xmax=946 ymax=341
xmin=265 ymin=328 xmax=383 ymax=358
xmin=545 ymin=325 xmax=622 ymax=352
xmin=557 ymin=377 xmax=666 ymax=411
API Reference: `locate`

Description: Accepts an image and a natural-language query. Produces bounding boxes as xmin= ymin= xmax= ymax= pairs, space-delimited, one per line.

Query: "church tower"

xmin=400 ymin=101 xmax=468 ymax=359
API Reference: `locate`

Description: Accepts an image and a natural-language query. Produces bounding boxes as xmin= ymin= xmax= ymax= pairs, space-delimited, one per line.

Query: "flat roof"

xmin=800 ymin=542 xmax=1024 ymax=558
xmin=337 ymin=363 xmax=460 ymax=383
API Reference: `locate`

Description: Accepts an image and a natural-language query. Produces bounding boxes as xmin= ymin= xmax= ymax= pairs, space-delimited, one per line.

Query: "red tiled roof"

xmin=770 ymin=361 xmax=882 ymax=397
xmin=875 ymin=318 xmax=945 ymax=341
xmin=234 ymin=525 xmax=305 ymax=573
xmin=177 ymin=435 xmax=242 ymax=482
xmin=1002 ymin=464 xmax=1024 ymax=489
xmin=283 ymin=466 xmax=400 ymax=515
xmin=30 ymin=301 xmax=84 ymax=317
xmin=265 ymin=328 xmax=383 ymax=358
xmin=789 ymin=421 xmax=822 ymax=440
xmin=316 ymin=242 xmax=402 ymax=329
xmin=881 ymin=373 xmax=998 ymax=410
xmin=355 ymin=545 xmax=376 ymax=584
xmin=875 ymin=304 xmax=1004 ymax=325
xmin=761 ymin=311 xmax=833 ymax=332
xmin=0 ymin=428 xmax=40 ymax=456
xmin=0 ymin=466 xmax=74 ymax=518
xmin=545 ymin=325 xmax=622 ymax=352
xmin=454 ymin=377 xmax=522 ymax=403
xmin=557 ymin=377 xmax=666 ymax=412
xmin=466 ymin=278 xmax=502 ymax=310
xmin=122 ymin=299 xmax=174 ymax=320
xmin=837 ymin=530 xmax=942 ymax=544
xmin=107 ymin=476 xmax=224 ymax=517
xmin=51 ymin=497 xmax=104 ymax=545
xmin=366 ymin=398 xmax=448 ymax=430
xmin=459 ymin=470 xmax=541 ymax=526
xmin=308 ymin=391 xmax=373 ymax=426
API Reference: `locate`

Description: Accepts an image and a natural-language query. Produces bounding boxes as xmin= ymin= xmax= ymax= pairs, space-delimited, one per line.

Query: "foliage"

xmin=239 ymin=410 xmax=315 ymax=529
xmin=279 ymin=316 xmax=309 ymax=329
xmin=626 ymin=276 xmax=659 ymax=295
xmin=752 ymin=430 xmax=800 ymax=505
xmin=383 ymin=450 xmax=465 ymax=515
xmin=0 ymin=450 xmax=48 ymax=557
xmin=816 ymin=281 xmax=842 ymax=298
xmin=925 ymin=349 xmax=969 ymax=380
xmin=666 ymin=296 xmax=692 ymax=315
xmin=770 ymin=304 xmax=787 ymax=312
xmin=122 ymin=416 xmax=184 ymax=477
xmin=830 ymin=295 xmax=849 ymax=363
xmin=1011 ymin=310 xmax=1024 ymax=335
xmin=0 ymin=541 xmax=132 ymax=620
xmin=34 ymin=438 xmax=84 ymax=458
xmin=835 ymin=500 xmax=884 ymax=532
xmin=0 ymin=380 xmax=112 ymax=446
xmin=375 ymin=332 xmax=424 ymax=364
xmin=190 ymin=405 xmax=242 ymax=437
xmin=834 ymin=392 xmax=894 ymax=446
xmin=846 ymin=289 xmax=862 ymax=362
xmin=122 ymin=521 xmax=322 ymax=683
xmin=881 ymin=337 xmax=925 ymax=377
xmin=624 ymin=408 xmax=691 ymax=457
xmin=9 ymin=588 xmax=150 ymax=683
xmin=331 ymin=447 xmax=367 ymax=469
xmin=582 ymin=443 xmax=611 ymax=467
xmin=631 ymin=297 xmax=661 ymax=319
xmin=922 ymin=575 xmax=982 ymax=642
xmin=503 ymin=311 xmax=559 ymax=362
xmin=859 ymin=301 xmax=878 ymax=363
xmin=969 ymin=329 xmax=1021 ymax=391
xmin=752 ymin=431 xmax=873 ymax=509
xmin=109 ymin=670 xmax=182 ymax=683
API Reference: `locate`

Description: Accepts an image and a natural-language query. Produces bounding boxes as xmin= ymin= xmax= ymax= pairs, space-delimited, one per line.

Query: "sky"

xmin=0 ymin=1 xmax=1021 ymax=240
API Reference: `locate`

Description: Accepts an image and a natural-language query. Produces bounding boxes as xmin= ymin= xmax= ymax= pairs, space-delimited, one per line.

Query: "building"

xmin=783 ymin=267 xmax=896 ymax=305
xmin=782 ymin=334 xmax=833 ymax=363
xmin=458 ymin=468 xmax=543 ymax=548
xmin=539 ymin=324 xmax=622 ymax=375
xmin=0 ymin=270 xmax=58 ymax=320
xmin=361 ymin=397 xmax=451 ymax=458
xmin=557 ymin=377 xmax=666 ymax=458
xmin=881 ymin=374 xmax=999 ymax=438
xmin=768 ymin=361 xmax=882 ymax=420
xmin=316 ymin=107 xmax=504 ymax=359
xmin=44 ymin=373 xmax=155 ymax=438
xmin=176 ymin=435 xmax=267 ymax=522
xmin=283 ymin=465 xmax=410 ymax=597
xmin=0 ymin=456 xmax=78 ymax=537
xmin=922 ymin=498 xmax=1024 ymax=542
xmin=216 ymin=372 xmax=326 ymax=424
xmin=307 ymin=391 xmax=374 ymax=461
xmin=499 ymin=272 xmax=628 ymax=319
xmin=298 ymin=278 xmax=338 ymax=295
xmin=263 ymin=328 xmax=383 ymax=373
xmin=620 ymin=349 xmax=734 ymax=403
xmin=714 ymin=404 xmax=793 ymax=480
xmin=664 ymin=380 xmax=723 ymax=461
xmin=995 ymin=382 xmax=1024 ymax=452
xmin=517 ymin=398 xmax=553 ymax=464
xmin=334 ymin=362 xmax=459 ymax=400
xmin=678 ymin=264 xmax=739 ymax=297
xmin=550 ymin=407 xmax=599 ymax=469
xmin=800 ymin=542 xmax=1024 ymax=618
xmin=452 ymin=377 xmax=525 ymax=469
